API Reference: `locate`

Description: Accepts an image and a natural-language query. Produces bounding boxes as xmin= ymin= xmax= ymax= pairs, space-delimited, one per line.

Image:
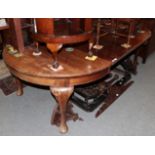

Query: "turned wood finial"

xmin=46 ymin=43 xmax=63 ymax=69
xmin=46 ymin=43 xmax=63 ymax=53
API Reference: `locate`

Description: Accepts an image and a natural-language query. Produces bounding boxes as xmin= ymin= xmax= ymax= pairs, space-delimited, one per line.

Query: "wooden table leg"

xmin=133 ymin=48 xmax=141 ymax=74
xmin=141 ymin=40 xmax=150 ymax=64
xmin=50 ymin=86 xmax=74 ymax=133
xmin=15 ymin=78 xmax=23 ymax=96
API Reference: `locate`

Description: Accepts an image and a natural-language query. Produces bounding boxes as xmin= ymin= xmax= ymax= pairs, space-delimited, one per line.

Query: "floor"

xmin=0 ymin=53 xmax=155 ymax=136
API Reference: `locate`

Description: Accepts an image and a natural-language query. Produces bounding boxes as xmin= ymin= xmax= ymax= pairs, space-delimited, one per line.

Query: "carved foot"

xmin=59 ymin=123 xmax=68 ymax=133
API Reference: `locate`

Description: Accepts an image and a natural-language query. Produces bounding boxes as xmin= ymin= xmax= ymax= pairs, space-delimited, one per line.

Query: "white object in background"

xmin=0 ymin=19 xmax=7 ymax=27
xmin=33 ymin=18 xmax=37 ymax=33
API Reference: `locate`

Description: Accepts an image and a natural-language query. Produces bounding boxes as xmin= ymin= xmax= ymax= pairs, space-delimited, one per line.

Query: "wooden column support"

xmin=15 ymin=78 xmax=23 ymax=96
xmin=8 ymin=18 xmax=25 ymax=52
xmin=50 ymin=86 xmax=74 ymax=133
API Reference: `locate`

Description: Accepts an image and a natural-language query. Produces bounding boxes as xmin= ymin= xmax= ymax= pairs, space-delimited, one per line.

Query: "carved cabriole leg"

xmin=50 ymin=86 xmax=74 ymax=133
xmin=15 ymin=78 xmax=23 ymax=96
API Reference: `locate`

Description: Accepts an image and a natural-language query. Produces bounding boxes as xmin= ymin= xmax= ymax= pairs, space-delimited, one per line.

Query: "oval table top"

xmin=3 ymin=46 xmax=111 ymax=87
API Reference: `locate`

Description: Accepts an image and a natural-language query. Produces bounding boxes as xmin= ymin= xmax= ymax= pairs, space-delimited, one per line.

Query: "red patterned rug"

xmin=0 ymin=76 xmax=18 ymax=96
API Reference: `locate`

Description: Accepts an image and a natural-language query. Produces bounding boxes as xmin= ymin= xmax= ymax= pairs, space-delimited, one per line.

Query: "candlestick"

xmin=93 ymin=19 xmax=103 ymax=50
xmin=34 ymin=18 xmax=37 ymax=33
xmin=33 ymin=18 xmax=42 ymax=56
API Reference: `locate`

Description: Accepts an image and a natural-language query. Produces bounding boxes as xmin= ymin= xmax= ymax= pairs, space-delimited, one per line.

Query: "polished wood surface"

xmin=0 ymin=25 xmax=9 ymax=31
xmin=32 ymin=18 xmax=93 ymax=69
xmin=3 ymin=46 xmax=111 ymax=133
xmin=32 ymin=18 xmax=92 ymax=44
xmin=139 ymin=19 xmax=155 ymax=63
xmin=50 ymin=86 xmax=74 ymax=133
xmin=2 ymin=18 xmax=152 ymax=134
xmin=3 ymin=47 xmax=111 ymax=85
xmin=77 ymin=29 xmax=151 ymax=65
xmin=36 ymin=18 xmax=54 ymax=35
xmin=10 ymin=19 xmax=25 ymax=52
xmin=15 ymin=77 xmax=23 ymax=96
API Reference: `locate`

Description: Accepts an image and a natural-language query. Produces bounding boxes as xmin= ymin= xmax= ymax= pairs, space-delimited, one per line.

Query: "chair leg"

xmin=15 ymin=78 xmax=23 ymax=96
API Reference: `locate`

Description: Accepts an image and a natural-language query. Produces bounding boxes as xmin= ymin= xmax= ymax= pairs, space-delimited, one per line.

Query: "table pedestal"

xmin=15 ymin=78 xmax=23 ymax=96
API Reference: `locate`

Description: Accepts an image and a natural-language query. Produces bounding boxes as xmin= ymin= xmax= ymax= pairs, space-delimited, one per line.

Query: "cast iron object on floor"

xmin=71 ymin=74 xmax=119 ymax=112
xmin=71 ymin=93 xmax=107 ymax=112
xmin=95 ymin=80 xmax=134 ymax=118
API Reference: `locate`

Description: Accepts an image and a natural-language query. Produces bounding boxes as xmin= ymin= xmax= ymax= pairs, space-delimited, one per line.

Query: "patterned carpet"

xmin=0 ymin=60 xmax=10 ymax=80
xmin=0 ymin=76 xmax=18 ymax=95
xmin=0 ymin=60 xmax=15 ymax=95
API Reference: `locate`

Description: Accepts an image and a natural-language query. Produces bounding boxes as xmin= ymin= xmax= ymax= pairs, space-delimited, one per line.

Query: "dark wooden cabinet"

xmin=0 ymin=18 xmax=34 ymax=59
xmin=139 ymin=19 xmax=155 ymax=63
xmin=0 ymin=19 xmax=9 ymax=58
xmin=20 ymin=18 xmax=34 ymax=45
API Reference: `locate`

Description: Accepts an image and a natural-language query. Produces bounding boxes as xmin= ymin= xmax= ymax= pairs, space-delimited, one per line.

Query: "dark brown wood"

xmin=32 ymin=18 xmax=93 ymax=44
xmin=77 ymin=29 xmax=151 ymax=66
xmin=8 ymin=18 xmax=24 ymax=52
xmin=32 ymin=18 xmax=93 ymax=71
xmin=2 ymin=18 xmax=152 ymax=134
xmin=3 ymin=47 xmax=111 ymax=86
xmin=114 ymin=18 xmax=139 ymax=34
xmin=46 ymin=43 xmax=63 ymax=68
xmin=0 ymin=25 xmax=9 ymax=31
xmin=1 ymin=18 xmax=32 ymax=48
xmin=138 ymin=19 xmax=155 ymax=63
xmin=96 ymin=81 xmax=134 ymax=118
xmin=3 ymin=45 xmax=111 ymax=133
xmin=71 ymin=18 xmax=80 ymax=31
xmin=21 ymin=18 xmax=34 ymax=45
xmin=32 ymin=31 xmax=92 ymax=44
xmin=84 ymin=18 xmax=92 ymax=31
xmin=140 ymin=41 xmax=150 ymax=64
xmin=36 ymin=18 xmax=54 ymax=35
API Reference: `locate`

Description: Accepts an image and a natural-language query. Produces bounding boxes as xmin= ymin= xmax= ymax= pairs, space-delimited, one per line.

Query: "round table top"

xmin=32 ymin=19 xmax=93 ymax=44
xmin=3 ymin=46 xmax=111 ymax=87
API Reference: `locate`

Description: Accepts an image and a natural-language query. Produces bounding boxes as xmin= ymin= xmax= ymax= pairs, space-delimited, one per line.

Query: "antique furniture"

xmin=138 ymin=19 xmax=155 ymax=63
xmin=31 ymin=18 xmax=93 ymax=70
xmin=99 ymin=18 xmax=155 ymax=64
xmin=93 ymin=18 xmax=104 ymax=50
xmin=1 ymin=18 xmax=33 ymax=55
xmin=112 ymin=18 xmax=139 ymax=36
xmin=3 ymin=19 xmax=111 ymax=133
xmin=3 ymin=18 xmax=152 ymax=134
xmin=51 ymin=25 xmax=151 ymax=122
xmin=3 ymin=43 xmax=111 ymax=133
xmin=75 ymin=25 xmax=151 ymax=116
